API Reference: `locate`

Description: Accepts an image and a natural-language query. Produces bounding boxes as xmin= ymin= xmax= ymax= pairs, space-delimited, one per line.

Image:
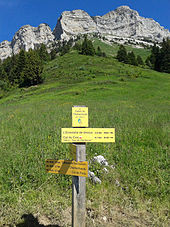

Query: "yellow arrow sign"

xmin=61 ymin=128 xmax=115 ymax=143
xmin=46 ymin=159 xmax=88 ymax=177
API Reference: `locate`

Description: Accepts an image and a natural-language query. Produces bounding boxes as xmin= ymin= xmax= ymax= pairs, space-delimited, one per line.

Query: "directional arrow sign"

xmin=46 ymin=159 xmax=88 ymax=177
xmin=61 ymin=128 xmax=115 ymax=143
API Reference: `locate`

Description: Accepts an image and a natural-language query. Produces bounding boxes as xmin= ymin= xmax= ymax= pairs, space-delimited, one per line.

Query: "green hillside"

xmin=0 ymin=43 xmax=169 ymax=226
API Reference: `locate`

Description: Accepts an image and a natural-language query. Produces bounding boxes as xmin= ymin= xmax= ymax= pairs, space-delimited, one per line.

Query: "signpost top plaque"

xmin=72 ymin=106 xmax=88 ymax=128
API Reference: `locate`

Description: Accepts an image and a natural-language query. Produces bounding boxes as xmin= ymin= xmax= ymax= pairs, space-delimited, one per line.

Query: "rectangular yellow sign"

xmin=45 ymin=159 xmax=88 ymax=177
xmin=70 ymin=144 xmax=77 ymax=160
xmin=72 ymin=106 xmax=88 ymax=127
xmin=61 ymin=128 xmax=115 ymax=143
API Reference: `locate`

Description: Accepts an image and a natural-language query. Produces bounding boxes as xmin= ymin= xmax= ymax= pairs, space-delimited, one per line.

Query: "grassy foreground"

xmin=0 ymin=49 xmax=170 ymax=226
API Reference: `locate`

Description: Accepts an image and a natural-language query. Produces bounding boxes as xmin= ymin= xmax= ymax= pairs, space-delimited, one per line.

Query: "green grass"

xmin=0 ymin=49 xmax=170 ymax=226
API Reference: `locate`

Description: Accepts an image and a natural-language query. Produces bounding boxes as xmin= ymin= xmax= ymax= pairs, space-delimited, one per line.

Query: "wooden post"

xmin=72 ymin=143 xmax=86 ymax=227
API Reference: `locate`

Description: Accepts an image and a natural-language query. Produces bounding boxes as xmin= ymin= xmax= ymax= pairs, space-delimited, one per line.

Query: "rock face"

xmin=53 ymin=6 xmax=170 ymax=42
xmin=0 ymin=5 xmax=170 ymax=60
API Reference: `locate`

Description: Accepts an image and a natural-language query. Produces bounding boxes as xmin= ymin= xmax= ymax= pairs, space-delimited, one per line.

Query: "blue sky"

xmin=0 ymin=0 xmax=169 ymax=43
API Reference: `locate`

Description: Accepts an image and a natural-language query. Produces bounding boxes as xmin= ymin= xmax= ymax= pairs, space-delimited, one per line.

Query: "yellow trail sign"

xmin=72 ymin=106 xmax=88 ymax=127
xmin=45 ymin=159 xmax=88 ymax=177
xmin=61 ymin=128 xmax=115 ymax=143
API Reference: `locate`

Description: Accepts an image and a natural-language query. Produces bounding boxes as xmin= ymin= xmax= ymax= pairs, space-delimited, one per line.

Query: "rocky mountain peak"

xmin=116 ymin=5 xmax=137 ymax=12
xmin=117 ymin=5 xmax=131 ymax=10
xmin=53 ymin=9 xmax=97 ymax=40
xmin=115 ymin=5 xmax=139 ymax=16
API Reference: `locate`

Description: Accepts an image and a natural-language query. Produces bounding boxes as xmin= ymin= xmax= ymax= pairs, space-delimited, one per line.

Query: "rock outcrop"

xmin=0 ymin=23 xmax=55 ymax=60
xmin=11 ymin=23 xmax=55 ymax=55
xmin=0 ymin=5 xmax=170 ymax=60
xmin=0 ymin=40 xmax=12 ymax=61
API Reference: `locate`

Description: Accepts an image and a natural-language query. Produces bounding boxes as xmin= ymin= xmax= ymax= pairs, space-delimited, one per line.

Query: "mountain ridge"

xmin=0 ymin=5 xmax=170 ymax=60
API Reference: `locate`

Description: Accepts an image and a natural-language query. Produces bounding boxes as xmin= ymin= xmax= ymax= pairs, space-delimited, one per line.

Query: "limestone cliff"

xmin=53 ymin=6 xmax=170 ymax=42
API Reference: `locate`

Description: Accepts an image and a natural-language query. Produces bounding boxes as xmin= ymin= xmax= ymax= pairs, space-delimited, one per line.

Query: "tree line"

xmin=0 ymin=44 xmax=50 ymax=91
xmin=145 ymin=38 xmax=170 ymax=73
xmin=116 ymin=45 xmax=144 ymax=66
xmin=73 ymin=35 xmax=106 ymax=57
xmin=117 ymin=38 xmax=170 ymax=73
xmin=0 ymin=35 xmax=107 ymax=92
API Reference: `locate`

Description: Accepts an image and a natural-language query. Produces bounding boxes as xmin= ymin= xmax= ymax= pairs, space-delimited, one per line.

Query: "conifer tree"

xmin=8 ymin=49 xmax=26 ymax=85
xmin=149 ymin=44 xmax=160 ymax=69
xmin=73 ymin=42 xmax=82 ymax=51
xmin=127 ymin=51 xmax=138 ymax=66
xmin=60 ymin=40 xmax=71 ymax=56
xmin=117 ymin=45 xmax=128 ymax=63
xmin=137 ymin=55 xmax=144 ymax=65
xmin=19 ymin=49 xmax=43 ymax=87
xmin=3 ymin=57 xmax=13 ymax=75
xmin=0 ymin=64 xmax=8 ymax=90
xmin=50 ymin=49 xmax=56 ymax=60
xmin=38 ymin=44 xmax=49 ymax=61
xmin=0 ymin=64 xmax=7 ymax=81
xmin=160 ymin=38 xmax=170 ymax=73
xmin=97 ymin=46 xmax=102 ymax=56
xmin=81 ymin=35 xmax=95 ymax=56
xmin=145 ymin=57 xmax=152 ymax=68
xmin=8 ymin=66 xmax=18 ymax=85
xmin=147 ymin=39 xmax=170 ymax=73
xmin=17 ymin=49 xmax=26 ymax=72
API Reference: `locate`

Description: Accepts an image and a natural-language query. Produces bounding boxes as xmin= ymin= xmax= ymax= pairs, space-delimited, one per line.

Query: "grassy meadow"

xmin=0 ymin=42 xmax=170 ymax=226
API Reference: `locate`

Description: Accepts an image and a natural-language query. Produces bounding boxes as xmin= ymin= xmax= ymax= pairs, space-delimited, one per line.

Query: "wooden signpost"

xmin=46 ymin=106 xmax=115 ymax=227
